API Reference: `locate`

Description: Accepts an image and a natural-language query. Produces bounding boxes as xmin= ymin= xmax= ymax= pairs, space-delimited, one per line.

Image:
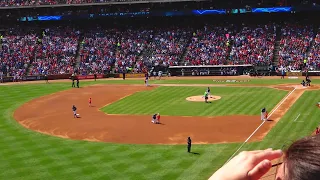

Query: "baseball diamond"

xmin=0 ymin=76 xmax=318 ymax=180
xmin=3 ymin=4 xmax=320 ymax=179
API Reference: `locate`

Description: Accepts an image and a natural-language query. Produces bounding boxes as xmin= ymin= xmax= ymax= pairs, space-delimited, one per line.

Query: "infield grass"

xmin=0 ymin=80 xmax=319 ymax=180
xmin=102 ymin=86 xmax=287 ymax=116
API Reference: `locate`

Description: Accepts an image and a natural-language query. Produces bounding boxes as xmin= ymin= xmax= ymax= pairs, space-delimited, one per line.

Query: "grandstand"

xmin=1 ymin=0 xmax=320 ymax=78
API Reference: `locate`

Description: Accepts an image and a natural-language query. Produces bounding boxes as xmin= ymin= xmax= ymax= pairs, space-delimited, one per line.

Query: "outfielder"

xmin=261 ymin=107 xmax=268 ymax=121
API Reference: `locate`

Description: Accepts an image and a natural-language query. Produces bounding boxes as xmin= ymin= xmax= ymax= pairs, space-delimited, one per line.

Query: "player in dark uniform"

xmin=145 ymin=72 xmax=149 ymax=86
xmin=76 ymin=79 xmax=79 ymax=88
xmin=72 ymin=105 xmax=77 ymax=118
xmin=306 ymin=75 xmax=311 ymax=86
xmin=187 ymin=137 xmax=192 ymax=153
xmin=44 ymin=74 xmax=49 ymax=84
xmin=122 ymin=69 xmax=126 ymax=80
xmin=94 ymin=73 xmax=97 ymax=81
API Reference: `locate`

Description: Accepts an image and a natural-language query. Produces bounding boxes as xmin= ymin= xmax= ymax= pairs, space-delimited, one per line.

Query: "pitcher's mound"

xmin=186 ymin=95 xmax=221 ymax=102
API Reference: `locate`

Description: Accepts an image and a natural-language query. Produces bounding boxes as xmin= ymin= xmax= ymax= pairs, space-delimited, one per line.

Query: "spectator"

xmin=230 ymin=24 xmax=276 ymax=65
xmin=209 ymin=134 xmax=320 ymax=180
xmin=185 ymin=25 xmax=233 ymax=66
xmin=30 ymin=27 xmax=80 ymax=75
xmin=278 ymin=24 xmax=314 ymax=71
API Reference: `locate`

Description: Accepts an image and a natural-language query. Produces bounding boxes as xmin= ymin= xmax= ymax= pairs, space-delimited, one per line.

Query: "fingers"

xmin=248 ymin=148 xmax=273 ymax=154
xmin=247 ymin=159 xmax=272 ymax=180
xmin=253 ymin=149 xmax=283 ymax=165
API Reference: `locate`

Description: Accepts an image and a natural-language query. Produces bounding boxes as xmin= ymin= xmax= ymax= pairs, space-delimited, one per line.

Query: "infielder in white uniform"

xmin=261 ymin=107 xmax=268 ymax=121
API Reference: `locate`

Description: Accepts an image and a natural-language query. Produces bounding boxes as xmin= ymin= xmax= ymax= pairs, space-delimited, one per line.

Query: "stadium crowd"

xmin=78 ymin=28 xmax=116 ymax=75
xmin=185 ymin=26 xmax=232 ymax=66
xmin=2 ymin=23 xmax=320 ymax=77
xmin=229 ymin=24 xmax=276 ymax=65
xmin=144 ymin=28 xmax=191 ymax=67
xmin=278 ymin=24 xmax=314 ymax=71
xmin=0 ymin=29 xmax=37 ymax=77
xmin=30 ymin=27 xmax=80 ymax=75
xmin=308 ymin=29 xmax=320 ymax=70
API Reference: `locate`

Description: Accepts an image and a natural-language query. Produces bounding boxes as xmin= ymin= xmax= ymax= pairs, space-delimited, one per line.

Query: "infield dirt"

xmin=13 ymin=82 xmax=319 ymax=144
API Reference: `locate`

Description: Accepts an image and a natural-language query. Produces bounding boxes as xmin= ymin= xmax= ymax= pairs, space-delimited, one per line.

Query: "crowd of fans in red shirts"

xmin=185 ymin=26 xmax=232 ymax=66
xmin=230 ymin=24 xmax=276 ymax=66
xmin=1 ymin=24 xmax=320 ymax=77
xmin=278 ymin=24 xmax=314 ymax=71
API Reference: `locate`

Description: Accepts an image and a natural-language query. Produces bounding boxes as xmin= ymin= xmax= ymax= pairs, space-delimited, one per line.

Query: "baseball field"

xmin=1 ymin=76 xmax=320 ymax=180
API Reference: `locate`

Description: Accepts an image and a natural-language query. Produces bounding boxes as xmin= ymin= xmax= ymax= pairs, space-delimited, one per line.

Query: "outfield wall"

xmin=1 ymin=70 xmax=320 ymax=83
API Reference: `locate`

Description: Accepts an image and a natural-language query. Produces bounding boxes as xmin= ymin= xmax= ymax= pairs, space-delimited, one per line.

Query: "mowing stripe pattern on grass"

xmin=0 ymin=80 xmax=318 ymax=180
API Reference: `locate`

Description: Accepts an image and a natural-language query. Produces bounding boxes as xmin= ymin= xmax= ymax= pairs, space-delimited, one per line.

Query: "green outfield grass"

xmin=102 ymin=86 xmax=287 ymax=116
xmin=0 ymin=80 xmax=319 ymax=180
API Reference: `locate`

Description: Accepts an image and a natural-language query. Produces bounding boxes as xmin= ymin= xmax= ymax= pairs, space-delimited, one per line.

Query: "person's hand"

xmin=208 ymin=148 xmax=282 ymax=180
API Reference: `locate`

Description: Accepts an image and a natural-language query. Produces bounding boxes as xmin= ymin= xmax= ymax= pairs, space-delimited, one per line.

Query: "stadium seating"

xmin=143 ymin=28 xmax=191 ymax=67
xmin=308 ymin=29 xmax=320 ymax=70
xmin=30 ymin=27 xmax=80 ymax=75
xmin=278 ymin=24 xmax=314 ymax=71
xmin=78 ymin=28 xmax=116 ymax=75
xmin=0 ymin=0 xmax=36 ymax=7
xmin=0 ymin=29 xmax=37 ymax=77
xmin=2 ymin=23 xmax=320 ymax=77
xmin=230 ymin=24 xmax=276 ymax=65
xmin=184 ymin=26 xmax=232 ymax=66
xmin=115 ymin=29 xmax=152 ymax=73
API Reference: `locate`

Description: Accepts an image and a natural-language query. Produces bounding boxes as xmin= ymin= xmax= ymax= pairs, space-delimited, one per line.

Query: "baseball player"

xmin=158 ymin=71 xmax=163 ymax=80
xmin=71 ymin=74 xmax=75 ymax=87
xmin=44 ymin=74 xmax=49 ymax=84
xmin=145 ymin=72 xmax=149 ymax=87
xmin=89 ymin=98 xmax=92 ymax=107
xmin=317 ymin=102 xmax=320 ymax=108
xmin=207 ymin=87 xmax=211 ymax=97
xmin=156 ymin=113 xmax=160 ymax=124
xmin=151 ymin=113 xmax=157 ymax=124
xmin=72 ymin=105 xmax=78 ymax=118
xmin=204 ymin=91 xmax=209 ymax=103
xmin=316 ymin=127 xmax=320 ymax=135
xmin=261 ymin=107 xmax=268 ymax=121
xmin=187 ymin=137 xmax=192 ymax=153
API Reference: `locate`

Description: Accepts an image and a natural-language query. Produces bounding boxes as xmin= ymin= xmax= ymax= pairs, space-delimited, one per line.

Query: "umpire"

xmin=187 ymin=137 xmax=192 ymax=153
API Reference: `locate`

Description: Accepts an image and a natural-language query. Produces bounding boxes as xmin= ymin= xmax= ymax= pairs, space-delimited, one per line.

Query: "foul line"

xmin=293 ymin=114 xmax=301 ymax=122
xmin=224 ymin=88 xmax=296 ymax=164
